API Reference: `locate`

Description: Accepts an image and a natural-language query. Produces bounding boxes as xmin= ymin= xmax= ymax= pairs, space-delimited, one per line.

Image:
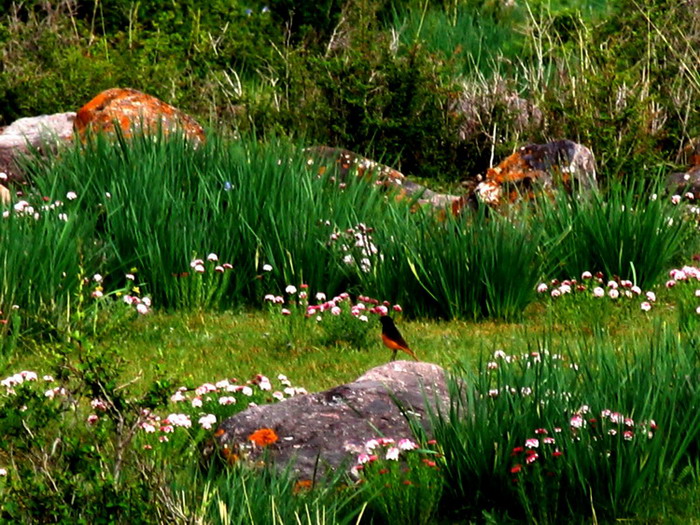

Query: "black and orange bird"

xmin=379 ymin=315 xmax=418 ymax=361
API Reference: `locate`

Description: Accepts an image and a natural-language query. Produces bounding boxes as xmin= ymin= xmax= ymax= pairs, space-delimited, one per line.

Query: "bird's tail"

xmin=402 ymin=347 xmax=419 ymax=361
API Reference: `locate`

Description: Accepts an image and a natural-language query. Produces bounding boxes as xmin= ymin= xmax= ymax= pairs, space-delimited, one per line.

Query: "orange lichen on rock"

xmin=74 ymin=88 xmax=205 ymax=144
xmin=248 ymin=427 xmax=279 ymax=447
xmin=477 ymin=140 xmax=597 ymax=207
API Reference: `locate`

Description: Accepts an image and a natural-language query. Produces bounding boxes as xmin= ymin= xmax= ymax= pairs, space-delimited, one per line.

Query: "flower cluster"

xmin=483 ymin=348 xmax=579 ymax=399
xmin=351 ymin=437 xmax=437 ymax=479
xmin=510 ymin=406 xmax=657 ymax=481
xmin=265 ymin=287 xmax=401 ymax=322
xmin=135 ymin=373 xmax=306 ymax=447
xmin=536 ymin=271 xmax=656 ymax=311
xmin=1 ymin=190 xmax=86 ymax=221
xmin=327 ymin=222 xmax=380 ymax=273
xmin=188 ymin=253 xmax=234 ymax=275
xmin=663 ymin=265 xmax=700 ymax=315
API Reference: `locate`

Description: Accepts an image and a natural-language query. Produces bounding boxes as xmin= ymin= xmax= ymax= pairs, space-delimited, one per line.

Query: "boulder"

xmin=0 ymin=112 xmax=76 ymax=182
xmin=212 ymin=361 xmax=449 ymax=481
xmin=476 ymin=140 xmax=598 ymax=207
xmin=304 ymin=146 xmax=471 ymax=213
xmin=666 ymin=165 xmax=700 ymax=199
xmin=74 ymin=88 xmax=205 ymax=144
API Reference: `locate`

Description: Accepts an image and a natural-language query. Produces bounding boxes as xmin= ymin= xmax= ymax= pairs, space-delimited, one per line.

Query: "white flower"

xmin=207 ymin=253 xmax=218 ymax=262
xmin=646 ymin=291 xmax=656 ymax=302
xmin=219 ymin=396 xmax=236 ymax=405
xmin=198 ymin=414 xmax=217 ymax=430
xmin=93 ymin=273 xmax=103 ymax=283
xmin=398 ymin=438 xmax=417 ymax=451
xmin=641 ymin=301 xmax=652 ymax=312
xmin=608 ymin=289 xmax=619 ymax=299
xmin=285 ymin=285 xmax=297 ymax=295
xmin=385 ymin=447 xmax=400 ymax=460
xmin=170 ymin=391 xmax=186 ymax=403
xmin=136 ymin=303 xmax=149 ymax=315
xmin=262 ymin=264 xmax=273 ymax=272
xmin=66 ymin=191 xmax=77 ymax=200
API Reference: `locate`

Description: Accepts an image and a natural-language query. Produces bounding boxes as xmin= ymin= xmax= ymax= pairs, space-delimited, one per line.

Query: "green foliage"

xmin=539 ymin=184 xmax=692 ymax=288
xmin=431 ymin=326 xmax=700 ymax=522
xmin=356 ymin=439 xmax=443 ymax=524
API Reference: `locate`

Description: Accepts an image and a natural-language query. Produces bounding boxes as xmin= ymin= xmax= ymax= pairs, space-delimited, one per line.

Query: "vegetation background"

xmin=1 ymin=0 xmax=698 ymax=183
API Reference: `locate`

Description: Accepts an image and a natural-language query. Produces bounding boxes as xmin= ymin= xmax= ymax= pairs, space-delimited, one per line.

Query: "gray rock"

xmin=214 ymin=361 xmax=449 ymax=481
xmin=666 ymin=166 xmax=700 ymax=199
xmin=0 ymin=112 xmax=76 ymax=182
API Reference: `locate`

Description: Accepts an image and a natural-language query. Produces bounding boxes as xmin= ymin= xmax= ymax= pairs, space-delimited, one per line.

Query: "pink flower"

xmin=581 ymin=271 xmax=593 ymax=280
xmin=357 ymin=453 xmax=372 ymax=465
xmin=593 ymin=287 xmax=605 ymax=298
xmin=525 ymin=438 xmax=539 ymax=448
xmin=570 ymin=414 xmax=584 ymax=428
xmin=86 ymin=414 xmax=99 ymax=424
xmin=641 ymin=301 xmax=652 ymax=312
xmin=671 ymin=194 xmax=681 ymax=205
xmin=392 ymin=304 xmax=403 ymax=312
xmin=525 ymin=453 xmax=538 ymax=464
xmin=281 ymin=308 xmax=291 ymax=316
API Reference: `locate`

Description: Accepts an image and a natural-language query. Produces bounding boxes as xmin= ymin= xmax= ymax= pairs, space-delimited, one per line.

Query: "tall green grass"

xmin=3 ymin=132 xmax=695 ymax=341
xmin=539 ymin=185 xmax=692 ymax=287
xmin=430 ymin=324 xmax=700 ymax=522
xmin=362 ymin=209 xmax=542 ymax=320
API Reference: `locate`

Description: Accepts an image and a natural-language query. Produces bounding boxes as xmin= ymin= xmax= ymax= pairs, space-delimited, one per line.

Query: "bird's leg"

xmin=391 ymin=350 xmax=397 ymax=361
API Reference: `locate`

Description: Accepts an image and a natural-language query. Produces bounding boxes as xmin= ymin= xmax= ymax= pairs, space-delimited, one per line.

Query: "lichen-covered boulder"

xmin=476 ymin=140 xmax=598 ymax=207
xmin=212 ymin=361 xmax=449 ymax=481
xmin=74 ymin=88 xmax=205 ymax=144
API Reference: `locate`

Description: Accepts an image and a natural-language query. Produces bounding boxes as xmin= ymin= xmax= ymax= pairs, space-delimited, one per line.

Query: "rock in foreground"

xmin=214 ymin=361 xmax=448 ymax=481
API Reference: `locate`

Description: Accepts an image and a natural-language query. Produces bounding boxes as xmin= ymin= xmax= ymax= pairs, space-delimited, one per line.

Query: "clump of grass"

xmin=539 ymin=184 xmax=693 ymax=288
xmin=430 ymin=324 xmax=700 ymax=522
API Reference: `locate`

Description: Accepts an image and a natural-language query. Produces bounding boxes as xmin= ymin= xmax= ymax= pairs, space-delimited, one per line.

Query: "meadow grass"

xmin=3 ymin=133 xmax=700 ymax=522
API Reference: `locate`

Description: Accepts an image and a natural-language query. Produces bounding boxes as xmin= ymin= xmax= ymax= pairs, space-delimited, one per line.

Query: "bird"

xmin=379 ymin=315 xmax=418 ymax=361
